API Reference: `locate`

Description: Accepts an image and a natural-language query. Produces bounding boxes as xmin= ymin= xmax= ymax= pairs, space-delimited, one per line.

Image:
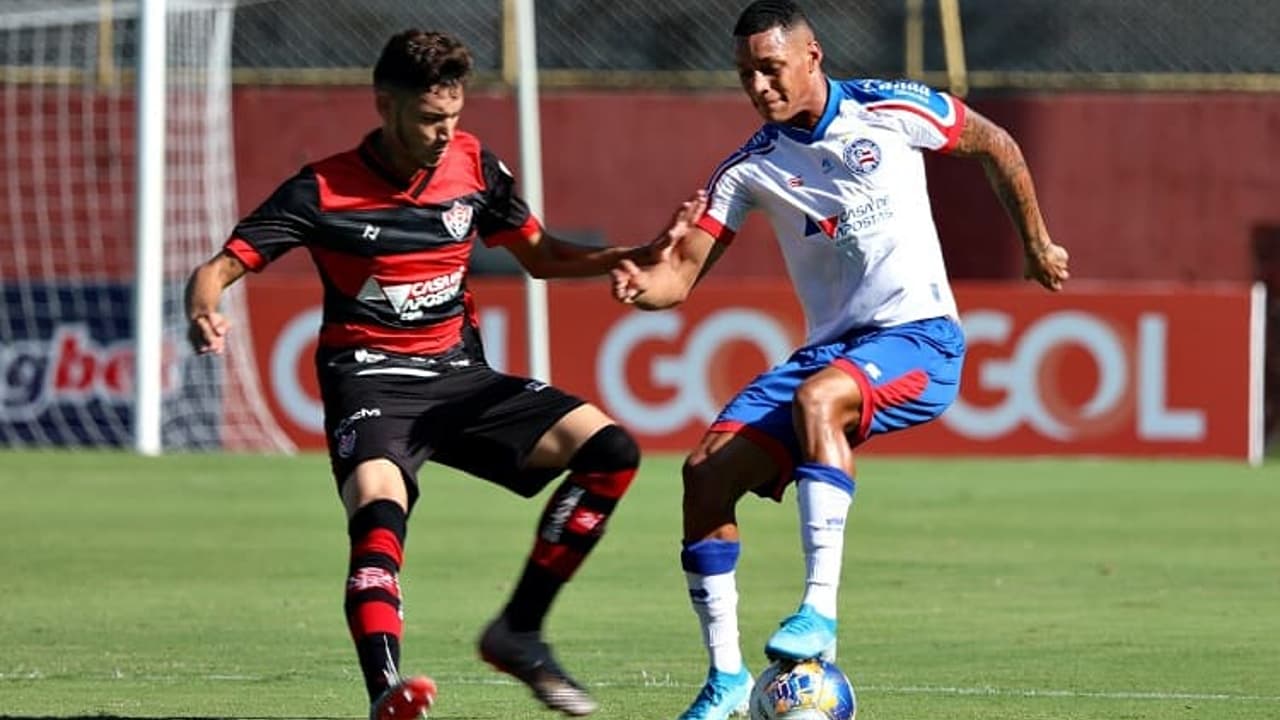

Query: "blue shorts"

xmin=708 ymin=316 xmax=965 ymax=495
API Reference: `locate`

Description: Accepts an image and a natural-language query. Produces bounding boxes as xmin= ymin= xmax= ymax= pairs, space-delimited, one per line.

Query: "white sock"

xmin=796 ymin=477 xmax=852 ymax=619
xmin=686 ymin=570 xmax=743 ymax=674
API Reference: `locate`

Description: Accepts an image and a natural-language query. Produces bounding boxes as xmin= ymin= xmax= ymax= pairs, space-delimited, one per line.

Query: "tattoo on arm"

xmin=953 ymin=110 xmax=1048 ymax=251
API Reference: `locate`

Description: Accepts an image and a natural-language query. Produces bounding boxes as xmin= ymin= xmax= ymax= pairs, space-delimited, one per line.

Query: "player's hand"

xmin=611 ymin=258 xmax=649 ymax=304
xmin=632 ymin=190 xmax=708 ymax=266
xmin=188 ymin=311 xmax=231 ymax=354
xmin=1025 ymin=240 xmax=1070 ymax=291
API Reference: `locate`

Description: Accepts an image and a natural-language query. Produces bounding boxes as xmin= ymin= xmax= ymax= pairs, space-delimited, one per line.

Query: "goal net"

xmin=0 ymin=0 xmax=291 ymax=451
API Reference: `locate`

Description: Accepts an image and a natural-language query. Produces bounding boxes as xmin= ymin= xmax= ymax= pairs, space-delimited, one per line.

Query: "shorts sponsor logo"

xmin=843 ymin=137 xmax=881 ymax=175
xmin=337 ymin=407 xmax=381 ymax=428
xmin=442 ymin=201 xmax=474 ymax=240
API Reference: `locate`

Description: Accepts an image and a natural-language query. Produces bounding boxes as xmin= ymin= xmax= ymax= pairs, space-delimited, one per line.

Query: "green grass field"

xmin=1 ymin=452 xmax=1278 ymax=720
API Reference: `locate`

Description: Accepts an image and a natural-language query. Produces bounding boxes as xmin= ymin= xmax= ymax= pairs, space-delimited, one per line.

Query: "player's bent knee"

xmin=794 ymin=375 xmax=862 ymax=424
xmin=794 ymin=377 xmax=849 ymax=411
xmin=568 ymin=422 xmax=640 ymax=497
xmin=681 ymin=458 xmax=727 ymax=509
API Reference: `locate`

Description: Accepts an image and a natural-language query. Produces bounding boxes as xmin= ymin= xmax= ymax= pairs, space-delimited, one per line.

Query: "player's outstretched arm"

xmin=612 ymin=224 xmax=722 ymax=311
xmin=502 ymin=190 xmax=711 ymax=280
xmin=608 ymin=189 xmax=719 ymax=310
xmin=950 ymin=107 xmax=1070 ymax=291
xmin=185 ymin=251 xmax=248 ymax=355
xmin=503 ymin=230 xmax=644 ymax=279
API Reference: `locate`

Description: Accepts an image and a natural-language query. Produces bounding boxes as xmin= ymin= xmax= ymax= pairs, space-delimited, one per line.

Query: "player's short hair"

xmin=733 ymin=0 xmax=810 ymax=37
xmin=373 ymin=29 xmax=473 ymax=94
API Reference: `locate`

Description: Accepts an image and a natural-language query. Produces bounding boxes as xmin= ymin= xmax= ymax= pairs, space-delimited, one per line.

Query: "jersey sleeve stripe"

xmin=938 ymin=98 xmax=966 ymax=152
xmin=704 ymin=149 xmax=751 ymax=194
xmin=868 ymin=97 xmax=967 ymax=150
xmin=482 ymin=214 xmax=542 ymax=247
xmin=696 ymin=214 xmax=736 ymax=245
xmin=223 ymin=236 xmax=267 ymax=272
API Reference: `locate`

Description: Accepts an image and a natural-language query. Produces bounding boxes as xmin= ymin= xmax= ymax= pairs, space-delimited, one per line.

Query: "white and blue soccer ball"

xmin=748 ymin=659 xmax=857 ymax=720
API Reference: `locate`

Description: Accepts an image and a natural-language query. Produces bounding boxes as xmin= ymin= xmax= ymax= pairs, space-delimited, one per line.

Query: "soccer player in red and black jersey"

xmin=185 ymin=29 xmax=701 ymax=720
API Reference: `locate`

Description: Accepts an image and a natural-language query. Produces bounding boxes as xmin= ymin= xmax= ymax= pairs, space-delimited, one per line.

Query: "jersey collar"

xmin=771 ymin=76 xmax=841 ymax=145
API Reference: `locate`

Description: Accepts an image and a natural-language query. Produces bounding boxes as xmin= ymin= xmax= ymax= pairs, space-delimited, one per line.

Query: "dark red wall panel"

xmin=234 ymin=88 xmax=1280 ymax=283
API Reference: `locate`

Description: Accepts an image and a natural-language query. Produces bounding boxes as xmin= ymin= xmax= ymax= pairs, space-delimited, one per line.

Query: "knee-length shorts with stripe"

xmin=708 ymin=316 xmax=965 ymax=499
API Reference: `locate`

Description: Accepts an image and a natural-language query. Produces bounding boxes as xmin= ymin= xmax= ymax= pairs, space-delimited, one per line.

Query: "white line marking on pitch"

xmin=429 ymin=676 xmax=1280 ymax=703
xmin=857 ymin=685 xmax=1280 ymax=702
xmin=6 ymin=672 xmax=1278 ymax=703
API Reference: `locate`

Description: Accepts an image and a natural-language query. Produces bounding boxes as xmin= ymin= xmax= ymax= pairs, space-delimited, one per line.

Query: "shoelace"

xmin=692 ymin=674 xmax=741 ymax=709
xmin=697 ymin=684 xmax=724 ymax=706
xmin=779 ymin=612 xmax=824 ymax=632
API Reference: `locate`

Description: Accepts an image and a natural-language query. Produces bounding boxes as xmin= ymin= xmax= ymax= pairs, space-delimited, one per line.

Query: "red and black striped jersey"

xmin=224 ymin=129 xmax=540 ymax=356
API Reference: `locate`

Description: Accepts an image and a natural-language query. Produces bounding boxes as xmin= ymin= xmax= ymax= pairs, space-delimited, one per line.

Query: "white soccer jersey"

xmin=696 ymin=78 xmax=966 ymax=346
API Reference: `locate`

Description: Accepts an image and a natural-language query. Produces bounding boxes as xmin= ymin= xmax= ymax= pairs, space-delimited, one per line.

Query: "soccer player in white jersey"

xmin=610 ymin=2 xmax=1070 ymax=719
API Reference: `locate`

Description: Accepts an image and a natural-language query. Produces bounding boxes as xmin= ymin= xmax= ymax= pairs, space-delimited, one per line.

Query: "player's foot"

xmin=369 ymin=674 xmax=437 ymax=720
xmin=478 ymin=616 xmax=598 ymax=716
xmin=764 ymin=604 xmax=837 ymax=661
xmin=676 ymin=666 xmax=753 ymax=720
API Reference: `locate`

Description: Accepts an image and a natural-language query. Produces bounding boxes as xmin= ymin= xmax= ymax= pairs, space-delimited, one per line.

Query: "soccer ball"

xmin=748 ymin=658 xmax=857 ymax=720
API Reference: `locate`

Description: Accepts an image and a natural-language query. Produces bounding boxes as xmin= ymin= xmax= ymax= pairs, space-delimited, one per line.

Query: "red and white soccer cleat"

xmin=370 ymin=675 xmax=437 ymax=720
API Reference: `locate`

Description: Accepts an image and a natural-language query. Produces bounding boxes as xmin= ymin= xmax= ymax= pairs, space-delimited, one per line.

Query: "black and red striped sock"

xmin=345 ymin=499 xmax=407 ymax=702
xmin=504 ymin=425 xmax=639 ymax=632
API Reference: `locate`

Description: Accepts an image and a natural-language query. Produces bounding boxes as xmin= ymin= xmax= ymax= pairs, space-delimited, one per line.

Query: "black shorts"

xmin=318 ymin=347 xmax=586 ymax=504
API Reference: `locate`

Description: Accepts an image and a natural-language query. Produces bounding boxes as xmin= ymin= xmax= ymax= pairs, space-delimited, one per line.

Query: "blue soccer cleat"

xmin=764 ymin=604 xmax=837 ymax=661
xmin=677 ymin=666 xmax=753 ymax=720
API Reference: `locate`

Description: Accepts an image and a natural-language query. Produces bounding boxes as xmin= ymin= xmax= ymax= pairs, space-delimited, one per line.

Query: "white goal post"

xmin=0 ymin=0 xmax=291 ymax=452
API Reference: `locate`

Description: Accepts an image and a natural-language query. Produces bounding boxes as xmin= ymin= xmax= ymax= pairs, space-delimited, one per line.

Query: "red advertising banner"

xmin=884 ymin=283 xmax=1262 ymax=461
xmin=245 ymin=278 xmax=1262 ymax=463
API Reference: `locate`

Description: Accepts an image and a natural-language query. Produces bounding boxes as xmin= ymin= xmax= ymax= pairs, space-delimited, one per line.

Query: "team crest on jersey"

xmin=442 ymin=201 xmax=474 ymax=240
xmin=842 ymin=138 xmax=882 ymax=175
